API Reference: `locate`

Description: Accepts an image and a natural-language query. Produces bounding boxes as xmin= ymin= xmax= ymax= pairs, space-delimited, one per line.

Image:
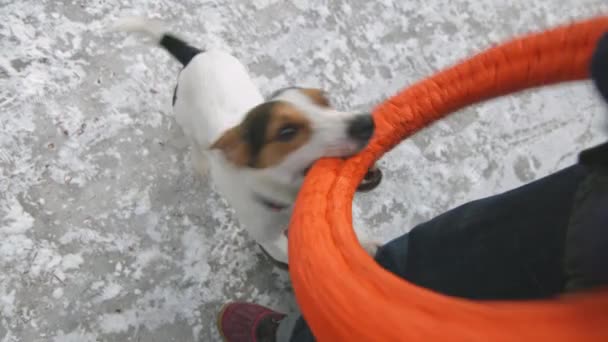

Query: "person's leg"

xmin=218 ymin=163 xmax=588 ymax=342
xmin=285 ymin=163 xmax=587 ymax=341
xmin=565 ymin=143 xmax=608 ymax=291
xmin=275 ymin=311 xmax=304 ymax=341
xmin=563 ymin=33 xmax=608 ymax=291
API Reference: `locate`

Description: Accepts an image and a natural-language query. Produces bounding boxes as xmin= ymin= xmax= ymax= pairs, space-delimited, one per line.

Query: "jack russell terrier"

xmin=114 ymin=17 xmax=382 ymax=265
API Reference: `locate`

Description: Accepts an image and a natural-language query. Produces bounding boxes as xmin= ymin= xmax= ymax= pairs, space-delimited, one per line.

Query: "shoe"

xmin=218 ymin=302 xmax=286 ymax=342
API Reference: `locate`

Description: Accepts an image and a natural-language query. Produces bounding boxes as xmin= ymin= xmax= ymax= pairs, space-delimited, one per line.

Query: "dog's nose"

xmin=347 ymin=114 xmax=375 ymax=141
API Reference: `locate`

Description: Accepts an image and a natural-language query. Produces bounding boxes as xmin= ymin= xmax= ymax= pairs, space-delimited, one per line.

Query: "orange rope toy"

xmin=289 ymin=16 xmax=608 ymax=341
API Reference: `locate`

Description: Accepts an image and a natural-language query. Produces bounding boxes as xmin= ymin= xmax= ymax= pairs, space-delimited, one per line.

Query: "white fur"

xmin=116 ymin=17 xmax=377 ymax=264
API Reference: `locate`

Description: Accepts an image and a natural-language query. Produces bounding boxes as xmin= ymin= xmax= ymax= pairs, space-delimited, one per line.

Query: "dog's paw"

xmin=258 ymin=244 xmax=289 ymax=270
xmin=360 ymin=240 xmax=382 ymax=258
xmin=356 ymin=165 xmax=382 ymax=192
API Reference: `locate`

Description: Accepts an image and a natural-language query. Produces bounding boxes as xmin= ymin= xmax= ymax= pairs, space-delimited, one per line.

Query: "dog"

xmin=114 ymin=17 xmax=382 ymax=265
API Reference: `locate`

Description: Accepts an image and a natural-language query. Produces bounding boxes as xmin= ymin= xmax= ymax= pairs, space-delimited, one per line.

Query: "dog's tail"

xmin=113 ymin=17 xmax=201 ymax=67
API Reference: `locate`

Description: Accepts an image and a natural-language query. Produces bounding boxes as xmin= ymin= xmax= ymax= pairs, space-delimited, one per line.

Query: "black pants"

xmin=289 ymin=161 xmax=601 ymax=341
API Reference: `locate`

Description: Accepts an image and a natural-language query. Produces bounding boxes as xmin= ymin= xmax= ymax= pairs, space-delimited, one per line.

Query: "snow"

xmin=1 ymin=0 xmax=607 ymax=341
xmin=52 ymin=288 xmax=64 ymax=299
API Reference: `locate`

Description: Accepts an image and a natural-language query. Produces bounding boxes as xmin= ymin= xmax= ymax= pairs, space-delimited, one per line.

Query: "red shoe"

xmin=218 ymin=302 xmax=286 ymax=342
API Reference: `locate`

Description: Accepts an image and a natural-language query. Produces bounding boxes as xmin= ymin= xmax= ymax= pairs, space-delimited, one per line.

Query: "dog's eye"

xmin=276 ymin=125 xmax=298 ymax=142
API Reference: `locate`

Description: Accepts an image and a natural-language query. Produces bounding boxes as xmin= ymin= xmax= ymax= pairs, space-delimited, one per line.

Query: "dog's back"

xmin=114 ymin=17 xmax=264 ymax=148
xmin=174 ymin=51 xmax=263 ymax=148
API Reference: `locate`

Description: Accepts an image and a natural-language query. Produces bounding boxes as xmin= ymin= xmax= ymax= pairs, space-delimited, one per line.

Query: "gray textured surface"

xmin=1 ymin=0 xmax=608 ymax=341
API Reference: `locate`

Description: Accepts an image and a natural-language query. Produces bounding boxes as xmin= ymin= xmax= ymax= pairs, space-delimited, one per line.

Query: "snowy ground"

xmin=1 ymin=0 xmax=608 ymax=341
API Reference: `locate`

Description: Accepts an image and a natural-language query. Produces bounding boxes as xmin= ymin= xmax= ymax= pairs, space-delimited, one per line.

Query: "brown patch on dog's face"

xmin=209 ymin=126 xmax=250 ymax=167
xmin=210 ymin=101 xmax=312 ymax=168
xmin=255 ymin=102 xmax=312 ymax=168
xmin=299 ymin=88 xmax=331 ymax=107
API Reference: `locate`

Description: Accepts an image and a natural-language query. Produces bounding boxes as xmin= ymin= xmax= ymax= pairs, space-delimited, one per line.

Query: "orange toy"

xmin=288 ymin=16 xmax=608 ymax=341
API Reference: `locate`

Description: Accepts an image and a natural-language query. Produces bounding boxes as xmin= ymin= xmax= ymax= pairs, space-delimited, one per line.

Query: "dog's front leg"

xmin=191 ymin=146 xmax=209 ymax=177
xmin=360 ymin=239 xmax=382 ymax=258
xmin=260 ymin=233 xmax=289 ymax=265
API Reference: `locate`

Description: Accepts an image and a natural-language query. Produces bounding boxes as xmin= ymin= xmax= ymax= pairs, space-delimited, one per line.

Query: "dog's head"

xmin=211 ymin=87 xmax=374 ymax=174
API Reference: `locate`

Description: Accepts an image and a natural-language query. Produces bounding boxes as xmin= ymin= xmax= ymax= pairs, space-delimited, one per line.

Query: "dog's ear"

xmin=300 ymin=88 xmax=331 ymax=107
xmin=210 ymin=127 xmax=250 ymax=167
xmin=591 ymin=32 xmax=608 ymax=103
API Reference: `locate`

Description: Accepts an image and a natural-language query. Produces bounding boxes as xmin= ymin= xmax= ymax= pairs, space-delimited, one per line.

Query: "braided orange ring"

xmin=289 ymin=16 xmax=608 ymax=341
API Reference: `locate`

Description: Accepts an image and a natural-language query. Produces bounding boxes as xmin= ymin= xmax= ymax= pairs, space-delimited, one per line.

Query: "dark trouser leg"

xmin=565 ymin=164 xmax=608 ymax=291
xmin=286 ymin=164 xmax=588 ymax=341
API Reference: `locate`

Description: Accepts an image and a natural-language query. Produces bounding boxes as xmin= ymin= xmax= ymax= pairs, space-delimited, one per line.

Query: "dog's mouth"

xmin=302 ymin=164 xmax=313 ymax=176
xmin=323 ymin=140 xmax=369 ymax=158
xmin=301 ymin=163 xmax=382 ymax=192
xmin=299 ymin=140 xmax=380 ymax=190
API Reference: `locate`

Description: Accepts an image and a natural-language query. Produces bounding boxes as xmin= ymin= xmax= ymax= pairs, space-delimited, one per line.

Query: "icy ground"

xmin=2 ymin=0 xmax=608 ymax=341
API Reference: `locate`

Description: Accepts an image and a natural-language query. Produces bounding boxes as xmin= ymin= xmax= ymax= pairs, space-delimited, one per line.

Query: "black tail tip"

xmin=590 ymin=32 xmax=608 ymax=103
xmin=159 ymin=34 xmax=202 ymax=67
